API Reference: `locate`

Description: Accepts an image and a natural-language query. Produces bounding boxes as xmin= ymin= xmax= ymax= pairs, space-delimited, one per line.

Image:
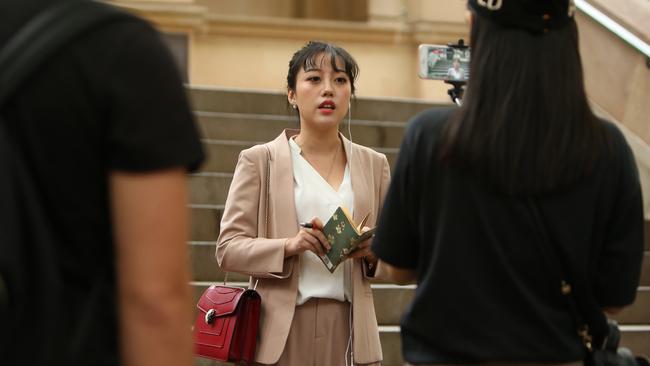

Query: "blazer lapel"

xmin=270 ymin=131 xmax=370 ymax=232
xmin=267 ymin=130 xmax=300 ymax=238
xmin=341 ymin=133 xmax=370 ymax=226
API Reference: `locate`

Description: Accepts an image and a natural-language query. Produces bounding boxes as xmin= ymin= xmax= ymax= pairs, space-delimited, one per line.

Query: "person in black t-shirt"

xmin=0 ymin=1 xmax=204 ymax=365
xmin=372 ymin=0 xmax=644 ymax=365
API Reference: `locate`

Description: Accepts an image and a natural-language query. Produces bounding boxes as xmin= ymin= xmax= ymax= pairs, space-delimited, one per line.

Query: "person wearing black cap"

xmin=372 ymin=0 xmax=644 ymax=365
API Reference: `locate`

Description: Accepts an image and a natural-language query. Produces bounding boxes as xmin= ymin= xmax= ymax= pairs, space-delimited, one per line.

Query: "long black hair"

xmin=441 ymin=12 xmax=609 ymax=196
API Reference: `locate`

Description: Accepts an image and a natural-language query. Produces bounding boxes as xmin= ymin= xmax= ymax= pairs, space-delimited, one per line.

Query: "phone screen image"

xmin=418 ymin=44 xmax=470 ymax=81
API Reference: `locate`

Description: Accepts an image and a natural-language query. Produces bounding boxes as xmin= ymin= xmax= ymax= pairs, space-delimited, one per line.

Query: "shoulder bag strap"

xmin=0 ymin=0 xmax=129 ymax=107
xmin=526 ymin=199 xmax=609 ymax=351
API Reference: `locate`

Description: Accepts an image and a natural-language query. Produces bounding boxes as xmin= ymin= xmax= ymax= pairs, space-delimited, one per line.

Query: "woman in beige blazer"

xmin=216 ymin=41 xmax=390 ymax=366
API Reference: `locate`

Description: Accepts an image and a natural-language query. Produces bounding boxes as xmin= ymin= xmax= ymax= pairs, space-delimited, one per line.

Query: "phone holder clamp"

xmin=445 ymin=39 xmax=468 ymax=106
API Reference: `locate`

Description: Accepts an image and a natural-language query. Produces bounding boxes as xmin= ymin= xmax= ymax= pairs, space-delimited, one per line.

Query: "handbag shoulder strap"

xmin=0 ymin=1 xmax=131 ymax=107
xmin=526 ymin=199 xmax=609 ymax=350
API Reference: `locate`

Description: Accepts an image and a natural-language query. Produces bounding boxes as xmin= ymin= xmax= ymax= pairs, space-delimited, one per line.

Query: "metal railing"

xmin=575 ymin=0 xmax=650 ymax=59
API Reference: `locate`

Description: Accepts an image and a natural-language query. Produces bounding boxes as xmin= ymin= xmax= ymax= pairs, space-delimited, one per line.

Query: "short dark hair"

xmin=441 ymin=11 xmax=609 ymax=196
xmin=287 ymin=41 xmax=359 ymax=95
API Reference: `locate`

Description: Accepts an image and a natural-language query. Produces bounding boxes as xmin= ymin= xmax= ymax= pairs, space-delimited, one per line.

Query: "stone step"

xmin=612 ymin=287 xmax=650 ymax=325
xmin=186 ymin=216 xmax=650 ymax=286
xmin=189 ymin=173 xmax=232 ymax=207
xmin=189 ymin=86 xmax=440 ymax=122
xmin=194 ymin=357 xmax=229 ymax=366
xmin=186 ymin=213 xmax=650 ymax=285
xmin=190 ymin=281 xmax=650 ymax=328
xmin=196 ymin=112 xmax=407 ymax=149
xmin=646 ymin=220 xmax=650 ymax=251
xmin=188 ymin=241 xmax=248 ymax=282
xmin=200 ymin=140 xmax=254 ymax=173
xmin=619 ymin=325 xmax=650 ymax=359
xmin=189 ymin=205 xmax=223 ymax=242
xmin=192 ymin=320 xmax=649 ymax=366
xmin=200 ymin=139 xmax=398 ymax=174
xmin=643 ymin=252 xmax=649 ymax=285
xmin=356 ymin=332 xmax=622 ymax=366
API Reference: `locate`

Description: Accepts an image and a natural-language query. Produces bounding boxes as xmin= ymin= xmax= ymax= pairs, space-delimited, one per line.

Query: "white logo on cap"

xmin=477 ymin=0 xmax=503 ymax=11
xmin=568 ymin=0 xmax=576 ymax=17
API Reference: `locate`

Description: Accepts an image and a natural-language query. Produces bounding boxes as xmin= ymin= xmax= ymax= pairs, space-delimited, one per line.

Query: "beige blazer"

xmin=216 ymin=129 xmax=391 ymax=364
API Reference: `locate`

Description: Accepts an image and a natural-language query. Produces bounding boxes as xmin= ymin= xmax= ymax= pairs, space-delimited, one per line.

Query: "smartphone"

xmin=418 ymin=44 xmax=470 ymax=81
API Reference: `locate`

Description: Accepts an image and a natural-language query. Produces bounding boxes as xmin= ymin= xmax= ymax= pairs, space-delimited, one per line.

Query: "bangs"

xmin=300 ymin=43 xmax=358 ymax=82
xmin=287 ymin=41 xmax=359 ymax=94
xmin=303 ymin=48 xmax=348 ymax=74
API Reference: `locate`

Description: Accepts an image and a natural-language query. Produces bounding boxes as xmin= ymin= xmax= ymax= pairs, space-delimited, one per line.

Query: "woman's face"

xmin=288 ymin=53 xmax=352 ymax=132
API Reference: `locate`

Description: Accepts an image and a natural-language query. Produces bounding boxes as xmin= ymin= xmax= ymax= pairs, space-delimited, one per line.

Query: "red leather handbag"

xmin=194 ymin=285 xmax=261 ymax=365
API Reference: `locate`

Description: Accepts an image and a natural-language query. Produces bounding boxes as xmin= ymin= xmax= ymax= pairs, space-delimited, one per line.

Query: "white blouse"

xmin=289 ymin=137 xmax=354 ymax=305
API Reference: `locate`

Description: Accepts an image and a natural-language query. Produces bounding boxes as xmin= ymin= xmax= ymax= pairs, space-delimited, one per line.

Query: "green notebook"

xmin=318 ymin=207 xmax=375 ymax=273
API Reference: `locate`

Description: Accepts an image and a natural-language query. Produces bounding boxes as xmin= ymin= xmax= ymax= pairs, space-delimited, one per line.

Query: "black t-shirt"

xmin=372 ymin=108 xmax=644 ymax=364
xmin=0 ymin=1 xmax=204 ymax=364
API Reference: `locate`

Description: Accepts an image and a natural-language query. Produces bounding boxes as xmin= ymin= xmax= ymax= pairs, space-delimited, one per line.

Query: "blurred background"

xmin=105 ymin=1 xmax=650 ymax=364
xmin=109 ymin=0 xmax=471 ymax=101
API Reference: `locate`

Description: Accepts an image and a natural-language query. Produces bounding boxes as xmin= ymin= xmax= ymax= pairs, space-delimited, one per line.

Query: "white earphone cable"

xmin=344 ymin=102 xmax=354 ymax=366
xmin=347 ymin=101 xmax=353 ymax=145
xmin=344 ymin=100 xmax=354 ymax=366
xmin=347 ymin=101 xmax=353 ymax=172
xmin=345 ymin=302 xmax=353 ymax=366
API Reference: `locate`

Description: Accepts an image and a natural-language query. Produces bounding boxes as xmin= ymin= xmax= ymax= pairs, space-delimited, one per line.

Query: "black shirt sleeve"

xmin=594 ymin=127 xmax=645 ymax=306
xmin=105 ymin=22 xmax=204 ymax=172
xmin=372 ymin=114 xmax=424 ymax=269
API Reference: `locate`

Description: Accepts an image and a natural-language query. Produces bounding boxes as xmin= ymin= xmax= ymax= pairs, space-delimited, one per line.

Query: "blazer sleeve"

xmin=363 ymin=154 xmax=391 ymax=279
xmin=216 ymin=148 xmax=292 ymax=278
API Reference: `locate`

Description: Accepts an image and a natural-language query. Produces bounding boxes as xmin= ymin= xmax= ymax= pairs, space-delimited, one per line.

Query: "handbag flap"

xmin=196 ymin=285 xmax=245 ymax=317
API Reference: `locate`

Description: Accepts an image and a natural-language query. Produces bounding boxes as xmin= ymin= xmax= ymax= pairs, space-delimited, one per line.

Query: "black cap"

xmin=468 ymin=0 xmax=576 ymax=34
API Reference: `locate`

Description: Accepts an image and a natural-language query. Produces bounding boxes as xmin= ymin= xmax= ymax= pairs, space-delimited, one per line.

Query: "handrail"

xmin=575 ymin=0 xmax=650 ymax=59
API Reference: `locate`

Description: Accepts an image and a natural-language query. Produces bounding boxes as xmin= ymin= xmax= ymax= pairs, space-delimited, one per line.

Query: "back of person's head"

xmin=442 ymin=0 xmax=608 ymax=196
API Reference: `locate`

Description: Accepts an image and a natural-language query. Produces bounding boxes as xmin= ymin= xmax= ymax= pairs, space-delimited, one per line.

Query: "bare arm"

xmin=111 ymin=169 xmax=193 ymax=366
xmin=376 ymin=260 xmax=417 ymax=285
xmin=603 ymin=307 xmax=625 ymax=315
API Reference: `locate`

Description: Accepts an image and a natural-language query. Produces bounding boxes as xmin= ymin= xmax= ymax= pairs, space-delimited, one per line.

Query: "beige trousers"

xmin=255 ymin=297 xmax=381 ymax=366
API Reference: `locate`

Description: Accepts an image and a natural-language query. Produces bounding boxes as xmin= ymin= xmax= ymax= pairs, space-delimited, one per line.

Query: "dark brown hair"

xmin=287 ymin=41 xmax=359 ymax=95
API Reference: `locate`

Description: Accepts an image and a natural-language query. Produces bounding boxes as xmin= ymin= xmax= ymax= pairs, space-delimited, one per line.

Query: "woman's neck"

xmin=295 ymin=127 xmax=341 ymax=155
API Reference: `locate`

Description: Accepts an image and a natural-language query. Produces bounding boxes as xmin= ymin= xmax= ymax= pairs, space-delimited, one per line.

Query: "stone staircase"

xmin=187 ymin=86 xmax=650 ymax=366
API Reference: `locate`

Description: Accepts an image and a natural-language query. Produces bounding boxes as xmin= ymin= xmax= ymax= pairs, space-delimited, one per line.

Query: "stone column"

xmin=405 ymin=0 xmax=467 ymax=24
xmin=297 ymin=0 xmax=368 ymax=21
xmin=367 ymin=0 xmax=407 ymax=26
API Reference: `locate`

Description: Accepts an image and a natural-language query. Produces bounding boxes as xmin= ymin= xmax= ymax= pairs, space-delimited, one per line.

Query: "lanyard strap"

xmin=525 ymin=199 xmax=609 ymax=350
